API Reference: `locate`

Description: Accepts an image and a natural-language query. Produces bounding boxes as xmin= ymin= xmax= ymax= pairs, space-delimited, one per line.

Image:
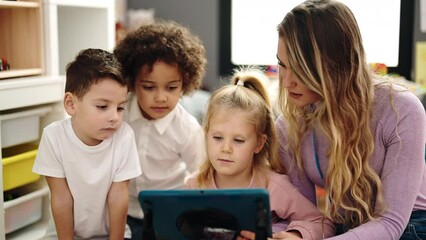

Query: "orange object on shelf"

xmin=370 ymin=63 xmax=388 ymax=75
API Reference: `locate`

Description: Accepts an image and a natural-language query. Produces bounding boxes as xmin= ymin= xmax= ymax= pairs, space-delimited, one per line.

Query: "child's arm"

xmin=269 ymin=173 xmax=335 ymax=239
xmin=280 ymin=187 xmax=335 ymax=239
xmin=45 ymin=176 xmax=74 ymax=240
xmin=107 ymin=180 xmax=130 ymax=240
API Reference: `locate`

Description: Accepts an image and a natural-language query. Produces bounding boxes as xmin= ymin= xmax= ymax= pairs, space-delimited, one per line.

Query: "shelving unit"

xmin=0 ymin=0 xmax=44 ymax=79
xmin=0 ymin=0 xmax=115 ymax=239
xmin=0 ymin=76 xmax=64 ymax=240
xmin=43 ymin=0 xmax=115 ymax=76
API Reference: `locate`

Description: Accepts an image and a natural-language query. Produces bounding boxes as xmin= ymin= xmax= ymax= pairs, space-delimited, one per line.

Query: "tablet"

xmin=138 ymin=188 xmax=272 ymax=240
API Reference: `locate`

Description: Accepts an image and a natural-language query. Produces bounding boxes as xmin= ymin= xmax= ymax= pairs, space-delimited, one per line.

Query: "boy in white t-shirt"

xmin=33 ymin=48 xmax=141 ymax=239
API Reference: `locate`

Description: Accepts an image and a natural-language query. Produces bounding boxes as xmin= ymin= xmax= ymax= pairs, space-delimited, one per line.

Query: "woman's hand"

xmin=237 ymin=230 xmax=303 ymax=240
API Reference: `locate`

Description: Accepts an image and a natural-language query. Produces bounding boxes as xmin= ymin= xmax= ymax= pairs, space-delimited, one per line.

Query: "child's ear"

xmin=63 ymin=92 xmax=77 ymax=116
xmin=254 ymin=134 xmax=267 ymax=154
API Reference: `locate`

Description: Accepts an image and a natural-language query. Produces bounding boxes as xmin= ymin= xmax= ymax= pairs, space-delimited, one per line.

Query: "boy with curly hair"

xmin=114 ymin=19 xmax=207 ymax=239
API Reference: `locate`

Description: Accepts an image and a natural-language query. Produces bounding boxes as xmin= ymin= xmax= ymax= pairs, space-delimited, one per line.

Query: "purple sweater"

xmin=276 ymin=86 xmax=426 ymax=239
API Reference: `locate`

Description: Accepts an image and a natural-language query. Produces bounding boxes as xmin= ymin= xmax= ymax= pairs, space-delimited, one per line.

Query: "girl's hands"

xmin=237 ymin=230 xmax=303 ymax=240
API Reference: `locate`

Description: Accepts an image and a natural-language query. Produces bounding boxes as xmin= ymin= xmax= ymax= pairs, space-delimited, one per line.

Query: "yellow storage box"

xmin=2 ymin=147 xmax=39 ymax=191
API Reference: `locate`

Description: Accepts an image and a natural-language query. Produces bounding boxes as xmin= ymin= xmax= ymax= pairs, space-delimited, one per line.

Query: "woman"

xmin=273 ymin=0 xmax=425 ymax=239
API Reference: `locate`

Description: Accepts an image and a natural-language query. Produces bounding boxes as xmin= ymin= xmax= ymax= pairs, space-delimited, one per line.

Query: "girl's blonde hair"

xmin=277 ymin=0 xmax=385 ymax=228
xmin=195 ymin=67 xmax=285 ymax=188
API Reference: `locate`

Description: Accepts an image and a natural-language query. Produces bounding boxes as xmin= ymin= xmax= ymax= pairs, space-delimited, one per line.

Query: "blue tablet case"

xmin=138 ymin=188 xmax=272 ymax=240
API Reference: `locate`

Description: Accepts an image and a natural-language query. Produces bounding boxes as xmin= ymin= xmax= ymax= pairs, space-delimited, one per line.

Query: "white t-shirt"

xmin=125 ymin=95 xmax=205 ymax=219
xmin=33 ymin=118 xmax=141 ymax=239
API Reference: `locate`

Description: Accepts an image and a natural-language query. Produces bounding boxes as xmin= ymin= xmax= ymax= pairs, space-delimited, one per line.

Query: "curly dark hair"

xmin=114 ymin=19 xmax=207 ymax=95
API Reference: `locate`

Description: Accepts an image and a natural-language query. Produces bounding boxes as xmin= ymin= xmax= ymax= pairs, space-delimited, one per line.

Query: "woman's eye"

xmin=97 ymin=105 xmax=107 ymax=110
xmin=235 ymin=139 xmax=245 ymax=143
xmin=118 ymin=107 xmax=126 ymax=112
xmin=277 ymin=60 xmax=286 ymax=68
xmin=276 ymin=55 xmax=286 ymax=68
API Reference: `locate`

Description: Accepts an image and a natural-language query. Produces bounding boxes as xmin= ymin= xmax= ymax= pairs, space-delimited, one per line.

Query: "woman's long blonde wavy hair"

xmin=277 ymin=0 xmax=385 ymax=228
xmin=195 ymin=68 xmax=286 ymax=188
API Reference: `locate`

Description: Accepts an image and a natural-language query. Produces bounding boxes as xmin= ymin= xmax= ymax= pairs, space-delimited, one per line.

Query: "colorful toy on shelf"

xmin=0 ymin=58 xmax=10 ymax=71
xmin=370 ymin=63 xmax=388 ymax=75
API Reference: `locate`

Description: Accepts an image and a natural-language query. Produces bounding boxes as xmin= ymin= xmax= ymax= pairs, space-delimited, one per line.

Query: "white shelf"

xmin=43 ymin=0 xmax=115 ymax=76
xmin=6 ymin=219 xmax=49 ymax=240
xmin=0 ymin=1 xmax=40 ymax=8
xmin=0 ymin=69 xmax=44 ymax=80
xmin=0 ymin=76 xmax=64 ymax=240
xmin=0 ymin=1 xmax=115 ymax=239
xmin=0 ymin=76 xmax=64 ymax=111
xmin=45 ymin=0 xmax=113 ymax=8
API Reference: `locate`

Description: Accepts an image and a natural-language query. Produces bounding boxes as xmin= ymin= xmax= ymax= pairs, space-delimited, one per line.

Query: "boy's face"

xmin=134 ymin=61 xmax=183 ymax=120
xmin=206 ymin=109 xmax=266 ymax=186
xmin=64 ymin=78 xmax=128 ymax=146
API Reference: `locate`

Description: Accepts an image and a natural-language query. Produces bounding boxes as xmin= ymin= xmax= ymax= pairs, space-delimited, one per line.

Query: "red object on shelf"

xmin=0 ymin=58 xmax=11 ymax=71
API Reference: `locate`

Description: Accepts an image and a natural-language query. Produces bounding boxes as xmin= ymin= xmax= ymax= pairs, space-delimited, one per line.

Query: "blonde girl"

xmin=186 ymin=68 xmax=335 ymax=240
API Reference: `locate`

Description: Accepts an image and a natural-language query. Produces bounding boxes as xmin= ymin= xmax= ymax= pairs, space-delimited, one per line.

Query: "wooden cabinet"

xmin=0 ymin=0 xmax=44 ymax=79
xmin=0 ymin=0 xmax=115 ymax=239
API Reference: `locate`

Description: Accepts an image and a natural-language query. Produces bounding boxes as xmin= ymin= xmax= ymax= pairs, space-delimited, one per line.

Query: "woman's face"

xmin=277 ymin=38 xmax=321 ymax=107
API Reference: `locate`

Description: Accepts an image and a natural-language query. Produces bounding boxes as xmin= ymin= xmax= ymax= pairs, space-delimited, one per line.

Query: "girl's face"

xmin=134 ymin=61 xmax=183 ymax=120
xmin=206 ymin=108 xmax=266 ymax=188
xmin=277 ymin=38 xmax=321 ymax=107
xmin=65 ymin=78 xmax=127 ymax=146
